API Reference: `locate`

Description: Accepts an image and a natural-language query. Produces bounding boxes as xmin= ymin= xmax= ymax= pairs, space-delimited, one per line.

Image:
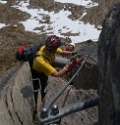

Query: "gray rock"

xmin=98 ymin=2 xmax=120 ymax=125
xmin=73 ymin=40 xmax=98 ymax=90
xmin=0 ymin=62 xmax=35 ymax=125
xmin=43 ymin=76 xmax=98 ymax=125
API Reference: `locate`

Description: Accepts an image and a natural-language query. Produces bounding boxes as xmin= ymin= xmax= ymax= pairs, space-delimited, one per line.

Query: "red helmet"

xmin=45 ymin=35 xmax=62 ymax=51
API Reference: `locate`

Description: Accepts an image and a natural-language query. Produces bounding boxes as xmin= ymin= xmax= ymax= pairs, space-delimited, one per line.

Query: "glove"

xmin=70 ymin=55 xmax=83 ymax=66
xmin=64 ymin=61 xmax=75 ymax=73
xmin=75 ymin=55 xmax=83 ymax=65
xmin=72 ymin=51 xmax=77 ymax=56
xmin=65 ymin=63 xmax=73 ymax=73
xmin=65 ymin=55 xmax=83 ymax=73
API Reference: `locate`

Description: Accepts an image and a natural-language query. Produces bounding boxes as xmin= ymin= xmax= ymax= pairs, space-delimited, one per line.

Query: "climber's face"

xmin=69 ymin=45 xmax=74 ymax=51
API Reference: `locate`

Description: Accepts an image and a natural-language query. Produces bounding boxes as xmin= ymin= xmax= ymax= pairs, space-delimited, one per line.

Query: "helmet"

xmin=45 ymin=35 xmax=62 ymax=51
xmin=69 ymin=42 xmax=75 ymax=47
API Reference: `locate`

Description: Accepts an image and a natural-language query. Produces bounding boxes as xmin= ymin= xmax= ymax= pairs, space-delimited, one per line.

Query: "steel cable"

xmin=42 ymin=49 xmax=95 ymax=113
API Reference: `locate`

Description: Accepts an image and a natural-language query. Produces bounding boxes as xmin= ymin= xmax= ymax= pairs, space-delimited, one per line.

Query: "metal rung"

xmin=31 ymin=78 xmax=42 ymax=92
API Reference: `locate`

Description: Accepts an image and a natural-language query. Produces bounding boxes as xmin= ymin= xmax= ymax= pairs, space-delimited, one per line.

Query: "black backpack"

xmin=16 ymin=45 xmax=40 ymax=62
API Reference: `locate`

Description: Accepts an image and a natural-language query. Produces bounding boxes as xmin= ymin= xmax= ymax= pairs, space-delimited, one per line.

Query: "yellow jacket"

xmin=32 ymin=45 xmax=62 ymax=76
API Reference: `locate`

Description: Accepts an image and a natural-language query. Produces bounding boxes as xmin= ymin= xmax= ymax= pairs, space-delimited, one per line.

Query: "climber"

xmin=31 ymin=35 xmax=82 ymax=103
xmin=64 ymin=42 xmax=75 ymax=52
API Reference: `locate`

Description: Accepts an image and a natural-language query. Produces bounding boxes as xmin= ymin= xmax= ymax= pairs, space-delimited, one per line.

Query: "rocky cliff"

xmin=98 ymin=2 xmax=120 ymax=125
xmin=0 ymin=62 xmax=35 ymax=125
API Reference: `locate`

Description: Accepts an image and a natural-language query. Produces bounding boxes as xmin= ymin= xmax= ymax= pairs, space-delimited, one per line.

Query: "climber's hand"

xmin=65 ymin=55 xmax=83 ymax=73
xmin=70 ymin=54 xmax=83 ymax=66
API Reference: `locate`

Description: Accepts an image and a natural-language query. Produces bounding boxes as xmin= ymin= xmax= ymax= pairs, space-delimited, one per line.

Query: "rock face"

xmin=0 ymin=62 xmax=35 ymax=125
xmin=98 ymin=2 xmax=120 ymax=125
xmin=43 ymin=76 xmax=98 ymax=125
xmin=73 ymin=40 xmax=98 ymax=90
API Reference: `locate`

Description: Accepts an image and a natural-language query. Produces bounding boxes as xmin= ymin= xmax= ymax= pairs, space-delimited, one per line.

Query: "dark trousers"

xmin=31 ymin=69 xmax=48 ymax=102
